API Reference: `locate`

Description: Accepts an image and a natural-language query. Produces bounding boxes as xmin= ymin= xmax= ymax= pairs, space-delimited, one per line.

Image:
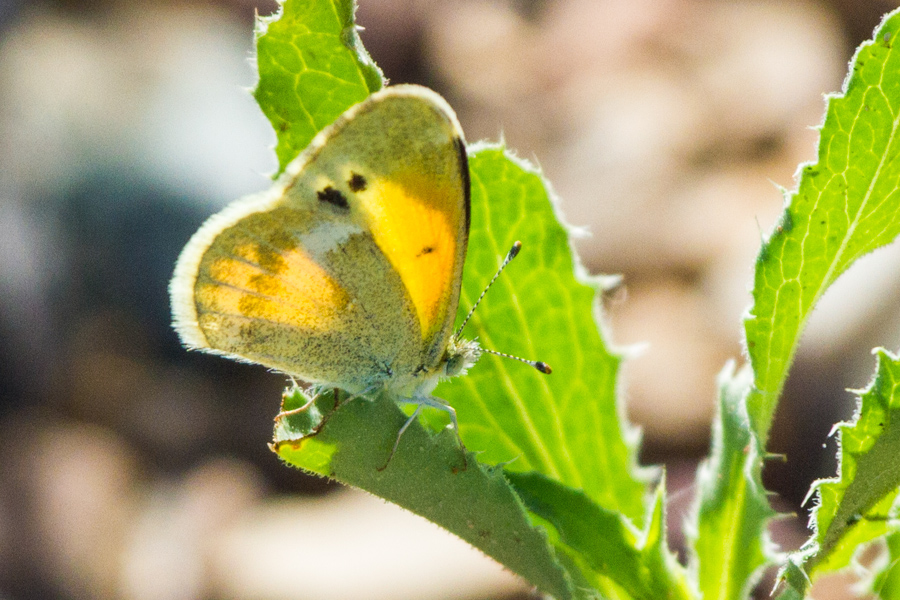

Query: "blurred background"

xmin=1 ymin=0 xmax=899 ymax=598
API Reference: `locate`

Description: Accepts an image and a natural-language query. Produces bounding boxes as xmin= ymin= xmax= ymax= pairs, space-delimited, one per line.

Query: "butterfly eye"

xmin=445 ymin=352 xmax=468 ymax=377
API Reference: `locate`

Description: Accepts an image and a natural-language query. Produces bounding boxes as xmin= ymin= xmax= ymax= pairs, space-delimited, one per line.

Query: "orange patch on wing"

xmin=361 ymin=172 xmax=463 ymax=340
xmin=197 ymin=243 xmax=348 ymax=330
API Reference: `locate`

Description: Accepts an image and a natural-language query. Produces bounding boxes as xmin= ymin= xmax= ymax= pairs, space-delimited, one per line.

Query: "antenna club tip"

xmin=534 ymin=361 xmax=552 ymax=374
xmin=509 ymin=241 xmax=522 ymax=258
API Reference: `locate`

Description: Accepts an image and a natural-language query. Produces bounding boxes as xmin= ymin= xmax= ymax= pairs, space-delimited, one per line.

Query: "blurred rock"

xmin=120 ymin=458 xmax=265 ymax=600
xmin=210 ymin=488 xmax=531 ymax=600
xmin=27 ymin=421 xmax=141 ymax=599
xmin=61 ymin=311 xmax=222 ymax=464
xmin=547 ymin=0 xmax=844 ymax=274
xmin=356 ymin=0 xmax=430 ymax=84
xmin=0 ymin=3 xmax=274 ymax=205
xmin=609 ymin=279 xmax=735 ymax=446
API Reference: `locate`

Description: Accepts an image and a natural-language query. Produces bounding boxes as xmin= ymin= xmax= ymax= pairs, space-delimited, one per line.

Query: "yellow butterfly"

xmin=169 ymin=84 xmax=547 ymax=463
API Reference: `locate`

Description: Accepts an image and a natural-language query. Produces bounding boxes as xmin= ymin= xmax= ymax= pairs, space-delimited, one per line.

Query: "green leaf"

xmin=777 ymin=349 xmax=900 ymax=598
xmin=870 ymin=530 xmax=900 ymax=598
xmin=775 ymin=560 xmax=809 ymax=600
xmin=254 ymin=0 xmax=383 ymax=175
xmin=686 ymin=363 xmax=777 ymax=600
xmin=508 ymin=471 xmax=694 ymax=600
xmin=273 ymin=388 xmax=577 ymax=600
xmin=436 ymin=145 xmax=649 ymax=524
xmin=744 ymin=8 xmax=900 ymax=443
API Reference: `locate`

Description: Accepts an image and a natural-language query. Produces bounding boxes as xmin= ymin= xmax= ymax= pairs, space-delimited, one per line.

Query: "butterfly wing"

xmin=302 ymin=86 xmax=470 ymax=370
xmin=170 ymin=86 xmax=469 ymax=390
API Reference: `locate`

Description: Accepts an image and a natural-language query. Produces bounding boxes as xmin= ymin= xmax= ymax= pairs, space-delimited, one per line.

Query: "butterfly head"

xmin=443 ymin=335 xmax=482 ymax=378
xmin=394 ymin=335 xmax=481 ymax=399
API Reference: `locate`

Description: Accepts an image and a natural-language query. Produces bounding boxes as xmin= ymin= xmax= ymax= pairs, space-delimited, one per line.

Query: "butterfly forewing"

xmin=283 ymin=89 xmax=470 ymax=372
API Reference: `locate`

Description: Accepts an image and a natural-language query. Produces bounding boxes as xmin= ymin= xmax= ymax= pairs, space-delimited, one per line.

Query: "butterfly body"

xmin=170 ymin=85 xmax=480 ymax=402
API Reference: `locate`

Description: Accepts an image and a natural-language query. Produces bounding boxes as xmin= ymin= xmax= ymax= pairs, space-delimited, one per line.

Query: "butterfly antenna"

xmin=485 ymin=349 xmax=552 ymax=374
xmin=456 ymin=241 xmax=552 ymax=375
xmin=456 ymin=241 xmax=522 ymax=337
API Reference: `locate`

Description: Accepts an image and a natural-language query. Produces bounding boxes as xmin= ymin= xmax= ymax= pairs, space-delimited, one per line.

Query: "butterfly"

xmin=169 ymin=84 xmax=548 ymax=466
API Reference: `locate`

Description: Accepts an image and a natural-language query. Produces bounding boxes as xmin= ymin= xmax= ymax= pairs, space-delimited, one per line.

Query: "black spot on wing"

xmin=317 ymin=186 xmax=349 ymax=209
xmin=348 ymin=172 xmax=367 ymax=192
xmin=417 ymin=246 xmax=435 ymax=257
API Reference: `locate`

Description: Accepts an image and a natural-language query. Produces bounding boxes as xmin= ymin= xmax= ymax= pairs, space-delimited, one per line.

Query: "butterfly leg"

xmin=377 ymin=404 xmax=425 ymax=471
xmin=275 ymin=388 xmax=319 ymax=421
xmin=418 ymin=395 xmax=469 ymax=470
xmin=378 ymin=396 xmax=468 ymax=471
xmin=277 ymin=383 xmax=382 ymax=423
